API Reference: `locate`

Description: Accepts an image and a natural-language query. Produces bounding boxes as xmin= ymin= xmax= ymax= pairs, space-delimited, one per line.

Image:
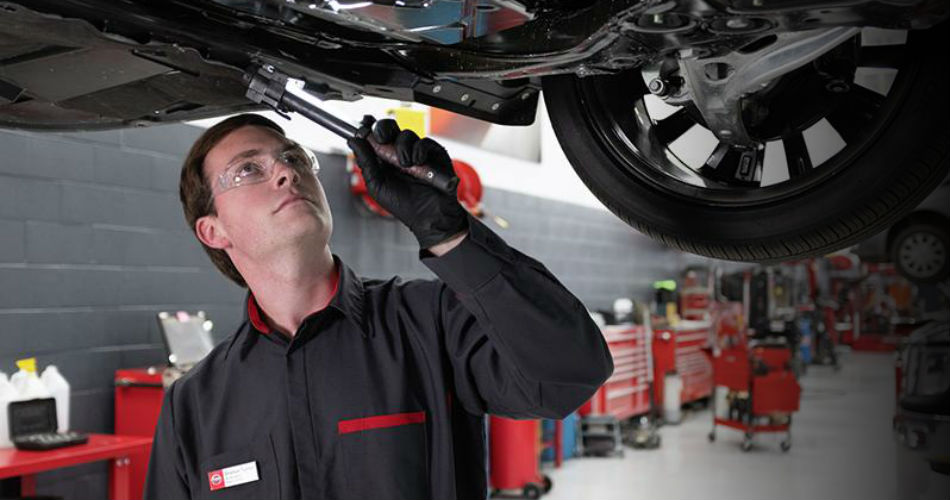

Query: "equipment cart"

xmin=489 ymin=416 xmax=552 ymax=499
xmin=708 ymin=344 xmax=801 ymax=452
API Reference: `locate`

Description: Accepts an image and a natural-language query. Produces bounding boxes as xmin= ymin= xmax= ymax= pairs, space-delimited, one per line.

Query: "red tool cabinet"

xmin=652 ymin=320 xmax=714 ymax=407
xmin=114 ymin=368 xmax=165 ymax=500
xmin=578 ymin=325 xmax=652 ymax=419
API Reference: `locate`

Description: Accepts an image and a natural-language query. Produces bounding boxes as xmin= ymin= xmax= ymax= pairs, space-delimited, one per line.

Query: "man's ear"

xmin=195 ymin=215 xmax=231 ymax=250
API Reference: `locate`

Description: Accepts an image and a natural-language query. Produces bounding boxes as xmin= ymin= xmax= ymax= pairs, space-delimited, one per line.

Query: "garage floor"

xmin=542 ymin=353 xmax=950 ymax=500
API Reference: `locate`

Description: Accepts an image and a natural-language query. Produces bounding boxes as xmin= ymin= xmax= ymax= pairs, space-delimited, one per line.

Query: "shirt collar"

xmin=235 ymin=254 xmax=367 ymax=359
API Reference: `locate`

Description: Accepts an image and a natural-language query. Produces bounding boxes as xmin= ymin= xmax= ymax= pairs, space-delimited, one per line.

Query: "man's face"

xmin=196 ymin=125 xmax=332 ymax=263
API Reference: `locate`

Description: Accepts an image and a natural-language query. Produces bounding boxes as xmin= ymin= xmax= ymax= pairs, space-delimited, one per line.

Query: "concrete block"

xmin=66 ymin=390 xmax=114 ymax=433
xmin=0 ymin=267 xmax=63 ymax=308
xmin=92 ymin=226 xmax=203 ymax=267
xmin=0 ymin=132 xmax=32 ymax=177
xmin=92 ymin=146 xmax=154 ymax=190
xmin=1 ymin=311 xmax=110 ymax=354
xmin=119 ymin=344 xmax=166 ymax=369
xmin=30 ymin=137 xmax=95 ymax=182
xmin=0 ymin=219 xmax=25 ymax=262
xmin=121 ymin=123 xmax=203 ymax=156
xmin=25 ymin=220 xmax=94 ymax=264
xmin=61 ymin=183 xmax=180 ymax=229
xmin=0 ymin=174 xmax=61 ymax=221
xmin=151 ymin=155 xmax=182 ymax=192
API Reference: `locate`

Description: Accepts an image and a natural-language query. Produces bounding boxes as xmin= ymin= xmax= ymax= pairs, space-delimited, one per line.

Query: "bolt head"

xmin=491 ymin=103 xmax=501 ymax=111
xmin=826 ymin=80 xmax=850 ymax=93
xmin=648 ymin=78 xmax=667 ymax=95
xmin=433 ymin=85 xmax=442 ymax=93
xmin=725 ymin=17 xmax=750 ymax=29
xmin=460 ymin=93 xmax=470 ymax=102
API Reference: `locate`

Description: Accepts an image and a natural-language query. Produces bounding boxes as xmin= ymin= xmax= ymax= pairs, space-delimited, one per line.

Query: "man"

xmin=144 ymin=113 xmax=613 ymax=500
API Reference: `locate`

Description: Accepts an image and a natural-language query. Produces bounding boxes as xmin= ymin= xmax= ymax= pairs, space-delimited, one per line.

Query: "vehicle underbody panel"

xmin=0 ymin=0 xmax=945 ymax=130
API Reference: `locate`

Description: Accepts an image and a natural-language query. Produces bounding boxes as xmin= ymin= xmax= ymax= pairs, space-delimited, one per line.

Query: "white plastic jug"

xmin=0 ymin=372 xmax=17 ymax=448
xmin=41 ymin=365 xmax=70 ymax=432
xmin=714 ymin=385 xmax=730 ymax=419
xmin=663 ymin=372 xmax=683 ymax=424
xmin=10 ymin=358 xmax=50 ymax=400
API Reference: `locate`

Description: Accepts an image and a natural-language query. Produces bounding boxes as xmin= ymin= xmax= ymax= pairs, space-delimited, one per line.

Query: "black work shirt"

xmin=143 ymin=217 xmax=613 ymax=500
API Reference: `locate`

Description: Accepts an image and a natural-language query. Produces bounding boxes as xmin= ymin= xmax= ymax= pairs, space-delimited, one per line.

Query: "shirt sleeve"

xmin=421 ymin=215 xmax=614 ymax=419
xmin=144 ymin=383 xmax=191 ymax=500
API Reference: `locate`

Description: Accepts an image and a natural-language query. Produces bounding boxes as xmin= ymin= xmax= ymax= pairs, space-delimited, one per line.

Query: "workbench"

xmin=0 ymin=434 xmax=153 ymax=500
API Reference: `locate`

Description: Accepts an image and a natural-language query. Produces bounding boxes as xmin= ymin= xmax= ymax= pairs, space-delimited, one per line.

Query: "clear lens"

xmin=215 ymin=144 xmax=319 ymax=194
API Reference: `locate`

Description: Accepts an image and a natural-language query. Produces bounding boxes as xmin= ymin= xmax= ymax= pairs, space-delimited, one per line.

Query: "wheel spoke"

xmin=700 ymin=143 xmax=762 ymax=186
xmin=825 ymin=85 xmax=885 ymax=143
xmin=702 ymin=142 xmax=732 ymax=171
xmin=782 ymin=132 xmax=813 ymax=178
xmin=857 ymin=45 xmax=905 ymax=69
xmin=652 ymin=107 xmax=696 ymax=144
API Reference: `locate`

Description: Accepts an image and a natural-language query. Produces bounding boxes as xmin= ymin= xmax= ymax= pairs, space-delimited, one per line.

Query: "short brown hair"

xmin=180 ymin=114 xmax=286 ymax=287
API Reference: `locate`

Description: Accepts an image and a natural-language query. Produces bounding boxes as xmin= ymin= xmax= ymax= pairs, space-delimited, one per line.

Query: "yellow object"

xmin=666 ymin=303 xmax=680 ymax=326
xmin=16 ymin=357 xmax=37 ymax=373
xmin=387 ymin=106 xmax=427 ymax=138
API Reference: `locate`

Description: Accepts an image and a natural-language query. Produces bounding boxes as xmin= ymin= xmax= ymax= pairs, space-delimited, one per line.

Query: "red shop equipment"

xmin=680 ymin=268 xmax=713 ymax=321
xmin=578 ymin=324 xmax=653 ymax=419
xmin=708 ymin=344 xmax=800 ymax=452
xmin=348 ymin=157 xmax=484 ymax=217
xmin=114 ymin=368 xmax=166 ymax=500
xmin=489 ymin=416 xmax=551 ymax=499
xmin=652 ymin=320 xmax=714 ymax=408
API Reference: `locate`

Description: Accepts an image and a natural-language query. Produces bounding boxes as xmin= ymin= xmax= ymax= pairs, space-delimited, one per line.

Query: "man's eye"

xmin=236 ymin=162 xmax=266 ymax=177
xmin=282 ymin=152 xmax=308 ymax=167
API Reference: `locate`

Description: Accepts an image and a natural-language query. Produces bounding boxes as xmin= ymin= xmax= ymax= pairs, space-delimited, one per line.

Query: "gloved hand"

xmin=347 ymin=116 xmax=469 ymax=249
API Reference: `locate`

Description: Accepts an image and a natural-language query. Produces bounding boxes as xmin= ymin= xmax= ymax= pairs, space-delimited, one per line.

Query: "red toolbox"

xmin=578 ymin=324 xmax=652 ymax=419
xmin=114 ymin=368 xmax=165 ymax=500
xmin=653 ymin=320 xmax=714 ymax=407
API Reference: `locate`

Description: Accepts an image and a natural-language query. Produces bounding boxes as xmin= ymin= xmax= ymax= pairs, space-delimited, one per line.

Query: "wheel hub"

xmin=899 ymin=232 xmax=947 ymax=279
xmin=674 ymin=27 xmax=861 ymax=146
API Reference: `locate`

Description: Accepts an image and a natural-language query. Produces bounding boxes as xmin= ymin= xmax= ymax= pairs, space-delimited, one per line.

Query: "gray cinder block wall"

xmin=2 ymin=122 xmax=717 ymax=498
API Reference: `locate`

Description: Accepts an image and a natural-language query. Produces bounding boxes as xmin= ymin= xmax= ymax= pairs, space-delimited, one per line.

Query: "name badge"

xmin=208 ymin=461 xmax=259 ymax=491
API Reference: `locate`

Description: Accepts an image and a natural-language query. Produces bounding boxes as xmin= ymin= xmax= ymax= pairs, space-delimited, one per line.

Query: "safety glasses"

xmin=212 ymin=143 xmax=319 ymax=199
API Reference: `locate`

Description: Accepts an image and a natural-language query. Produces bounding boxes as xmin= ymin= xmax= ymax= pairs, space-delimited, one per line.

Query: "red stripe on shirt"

xmin=337 ymin=411 xmax=426 ymax=435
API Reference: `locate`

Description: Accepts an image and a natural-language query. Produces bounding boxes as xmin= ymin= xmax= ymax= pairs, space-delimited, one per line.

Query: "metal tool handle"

xmin=359 ymin=132 xmax=460 ymax=194
xmin=247 ymin=66 xmax=458 ymax=195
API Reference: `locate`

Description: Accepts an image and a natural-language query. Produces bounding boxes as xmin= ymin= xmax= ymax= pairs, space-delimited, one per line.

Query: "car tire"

xmin=542 ymin=25 xmax=949 ymax=262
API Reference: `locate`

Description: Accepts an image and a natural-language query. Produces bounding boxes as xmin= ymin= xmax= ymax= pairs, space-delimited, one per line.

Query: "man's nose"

xmin=274 ymin=161 xmax=300 ymax=188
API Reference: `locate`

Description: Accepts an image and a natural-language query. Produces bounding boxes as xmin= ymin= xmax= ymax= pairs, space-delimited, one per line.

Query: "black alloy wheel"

xmin=543 ymin=24 xmax=950 ymax=262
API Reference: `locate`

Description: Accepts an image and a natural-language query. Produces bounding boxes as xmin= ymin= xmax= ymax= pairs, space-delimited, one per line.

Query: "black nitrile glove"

xmin=347 ymin=116 xmax=469 ymax=250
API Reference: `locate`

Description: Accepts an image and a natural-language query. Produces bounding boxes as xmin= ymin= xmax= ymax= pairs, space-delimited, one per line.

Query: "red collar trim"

xmin=247 ymin=265 xmax=341 ymax=335
xmin=247 ymin=294 xmax=271 ymax=334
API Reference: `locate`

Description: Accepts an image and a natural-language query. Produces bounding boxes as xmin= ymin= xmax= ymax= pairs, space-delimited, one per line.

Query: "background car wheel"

xmin=543 ymin=25 xmax=949 ymax=262
xmin=889 ymin=220 xmax=950 ymax=283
